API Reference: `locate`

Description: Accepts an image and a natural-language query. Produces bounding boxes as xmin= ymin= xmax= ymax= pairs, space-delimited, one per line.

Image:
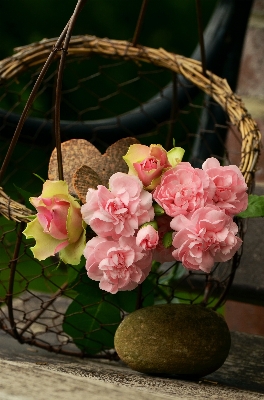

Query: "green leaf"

xmin=158 ymin=262 xmax=185 ymax=286
xmin=69 ymin=267 xmax=155 ymax=313
xmin=67 ymin=265 xmax=99 ymax=296
xmin=237 ymin=194 xmax=264 ymax=218
xmin=67 ymin=257 xmax=85 ymax=285
xmin=153 ymin=263 xmax=186 ymax=304
xmin=141 ymin=276 xmax=155 ymax=306
xmin=33 ymin=173 xmax=45 ymax=183
xmin=113 ymin=277 xmax=155 ymax=313
xmin=13 ymin=184 xmax=34 ymax=210
xmin=112 ymin=291 xmax=138 ymax=313
xmin=151 ymin=260 xmax=161 ymax=272
xmin=63 ymin=288 xmax=121 ymax=355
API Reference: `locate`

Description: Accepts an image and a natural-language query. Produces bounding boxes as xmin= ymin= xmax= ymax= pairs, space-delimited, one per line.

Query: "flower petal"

xmin=59 ymin=228 xmax=86 ymax=265
xmin=66 ymin=200 xmax=84 ymax=244
xmin=167 ymin=147 xmax=185 ymax=167
xmin=123 ymin=144 xmax=150 ymax=173
xmin=23 ymin=218 xmax=63 ymax=260
xmin=41 ymin=180 xmax=69 ymax=198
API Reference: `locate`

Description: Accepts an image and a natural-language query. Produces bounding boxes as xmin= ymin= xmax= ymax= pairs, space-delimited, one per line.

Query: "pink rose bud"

xmin=23 ymin=180 xmax=86 ymax=265
xmin=123 ymin=144 xmax=184 ymax=190
xmin=140 ymin=220 xmax=158 ymax=230
xmin=136 ymin=225 xmax=159 ymax=250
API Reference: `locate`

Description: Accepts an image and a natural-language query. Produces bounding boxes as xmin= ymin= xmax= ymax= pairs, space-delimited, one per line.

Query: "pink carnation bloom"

xmin=202 ymin=157 xmax=248 ymax=215
xmin=170 ymin=205 xmax=242 ymax=273
xmin=81 ymin=172 xmax=154 ymax=240
xmin=84 ymin=236 xmax=152 ymax=294
xmin=153 ymin=162 xmax=214 ymax=217
xmin=152 ymin=215 xmax=175 ymax=263
xmin=136 ymin=225 xmax=159 ymax=250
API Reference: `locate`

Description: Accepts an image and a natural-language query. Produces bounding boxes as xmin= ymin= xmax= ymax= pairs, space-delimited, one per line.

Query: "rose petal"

xmin=41 ymin=180 xmax=69 ymax=198
xmin=123 ymin=144 xmax=150 ymax=173
xmin=60 ymin=228 xmax=86 ymax=265
xmin=23 ymin=218 xmax=64 ymax=260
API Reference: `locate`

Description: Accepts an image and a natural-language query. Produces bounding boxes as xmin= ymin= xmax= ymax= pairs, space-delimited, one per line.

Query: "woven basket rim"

xmin=0 ymin=35 xmax=262 ymax=223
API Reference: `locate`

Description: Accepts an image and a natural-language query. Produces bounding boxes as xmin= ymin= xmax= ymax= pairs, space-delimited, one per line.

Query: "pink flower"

xmin=170 ymin=206 xmax=242 ymax=273
xmin=83 ymin=236 xmax=152 ymax=294
xmin=202 ymin=157 xmax=248 ymax=215
xmin=152 ymin=215 xmax=175 ymax=263
xmin=136 ymin=225 xmax=159 ymax=250
xmin=23 ymin=180 xmax=86 ymax=265
xmin=123 ymin=144 xmax=184 ymax=190
xmin=153 ymin=162 xmax=214 ymax=217
xmin=81 ymin=172 xmax=154 ymax=240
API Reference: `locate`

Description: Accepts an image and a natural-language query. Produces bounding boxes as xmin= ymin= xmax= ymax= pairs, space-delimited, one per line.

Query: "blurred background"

xmin=0 ymin=0 xmax=221 ymax=202
xmin=0 ymin=0 xmax=217 ymax=59
xmin=224 ymin=0 xmax=264 ymax=336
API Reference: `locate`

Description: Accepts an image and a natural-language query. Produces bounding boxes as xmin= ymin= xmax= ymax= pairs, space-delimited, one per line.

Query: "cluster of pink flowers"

xmin=81 ymin=172 xmax=155 ymax=294
xmin=80 ymin=144 xmax=248 ymax=294
xmin=153 ymin=157 xmax=247 ymax=273
xmin=23 ymin=144 xmax=248 ymax=295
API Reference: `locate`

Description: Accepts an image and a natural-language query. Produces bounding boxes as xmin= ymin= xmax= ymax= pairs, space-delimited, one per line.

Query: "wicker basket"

xmin=0 ymin=34 xmax=261 ymax=358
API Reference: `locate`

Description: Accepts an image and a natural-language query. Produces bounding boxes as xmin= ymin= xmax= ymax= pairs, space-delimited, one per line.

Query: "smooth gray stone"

xmin=114 ymin=304 xmax=231 ymax=377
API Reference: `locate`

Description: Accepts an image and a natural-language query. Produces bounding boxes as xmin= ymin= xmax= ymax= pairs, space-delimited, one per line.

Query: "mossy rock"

xmin=114 ymin=304 xmax=231 ymax=377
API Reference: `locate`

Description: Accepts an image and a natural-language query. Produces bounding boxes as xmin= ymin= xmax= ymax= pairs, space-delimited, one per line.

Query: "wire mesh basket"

xmin=0 ymin=0 xmax=261 ymax=358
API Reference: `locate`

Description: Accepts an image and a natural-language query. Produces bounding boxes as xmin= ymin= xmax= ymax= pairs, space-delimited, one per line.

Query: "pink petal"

xmin=54 ymin=240 xmax=69 ymax=253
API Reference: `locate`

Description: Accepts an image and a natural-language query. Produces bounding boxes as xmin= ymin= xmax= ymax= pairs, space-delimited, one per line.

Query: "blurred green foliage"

xmin=0 ymin=0 xmax=217 ymax=60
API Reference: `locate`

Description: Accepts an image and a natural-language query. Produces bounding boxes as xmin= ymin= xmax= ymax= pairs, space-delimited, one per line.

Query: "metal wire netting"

xmin=0 ymin=32 xmax=261 ymax=358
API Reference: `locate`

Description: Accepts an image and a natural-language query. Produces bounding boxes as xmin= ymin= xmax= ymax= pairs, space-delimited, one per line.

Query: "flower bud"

xmin=162 ymin=231 xmax=173 ymax=248
xmin=139 ymin=220 xmax=158 ymax=231
xmin=153 ymin=203 xmax=165 ymax=216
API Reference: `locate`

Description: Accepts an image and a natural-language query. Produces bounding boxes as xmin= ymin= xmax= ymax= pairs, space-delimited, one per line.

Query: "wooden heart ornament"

xmin=48 ymin=137 xmax=139 ymax=203
xmin=72 ymin=165 xmax=102 ymax=203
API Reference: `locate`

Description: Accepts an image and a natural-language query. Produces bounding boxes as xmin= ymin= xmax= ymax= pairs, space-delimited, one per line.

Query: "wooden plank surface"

xmin=0 ymin=330 xmax=263 ymax=399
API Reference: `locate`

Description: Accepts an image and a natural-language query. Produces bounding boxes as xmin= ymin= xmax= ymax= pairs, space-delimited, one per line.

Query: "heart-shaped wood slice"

xmin=98 ymin=136 xmax=140 ymax=184
xmin=48 ymin=137 xmax=139 ymax=199
xmin=72 ymin=165 xmax=102 ymax=204
xmin=48 ymin=139 xmax=102 ymax=195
